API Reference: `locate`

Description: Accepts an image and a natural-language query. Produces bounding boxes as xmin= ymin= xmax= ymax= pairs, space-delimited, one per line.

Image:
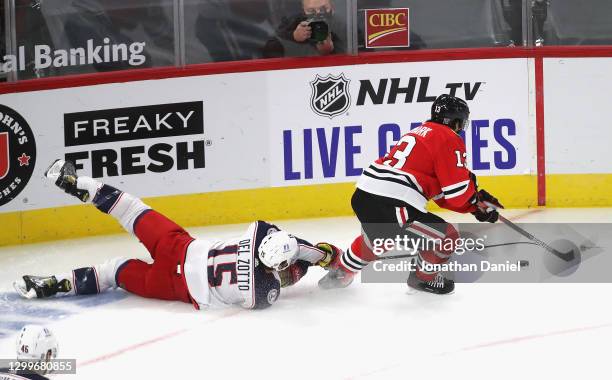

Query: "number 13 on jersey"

xmin=383 ymin=134 xmax=468 ymax=170
xmin=382 ymin=135 xmax=416 ymax=169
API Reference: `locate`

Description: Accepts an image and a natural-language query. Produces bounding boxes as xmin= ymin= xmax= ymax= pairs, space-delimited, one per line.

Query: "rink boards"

xmin=0 ymin=55 xmax=610 ymax=245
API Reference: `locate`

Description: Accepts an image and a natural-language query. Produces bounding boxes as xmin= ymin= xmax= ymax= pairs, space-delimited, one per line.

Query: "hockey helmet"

xmin=16 ymin=325 xmax=58 ymax=374
xmin=430 ymin=94 xmax=470 ymax=132
xmin=258 ymin=230 xmax=298 ymax=271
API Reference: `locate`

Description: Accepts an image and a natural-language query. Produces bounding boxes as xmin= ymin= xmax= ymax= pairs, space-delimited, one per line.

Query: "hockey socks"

xmin=14 ymin=258 xmax=131 ymax=299
xmin=69 ymin=258 xmax=129 ymax=295
xmin=77 ymin=177 xmax=151 ymax=235
xmin=339 ymin=235 xmax=376 ymax=273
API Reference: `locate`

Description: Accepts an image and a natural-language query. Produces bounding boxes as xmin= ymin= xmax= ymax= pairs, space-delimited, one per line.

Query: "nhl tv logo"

xmin=309 ymin=74 xmax=351 ymax=118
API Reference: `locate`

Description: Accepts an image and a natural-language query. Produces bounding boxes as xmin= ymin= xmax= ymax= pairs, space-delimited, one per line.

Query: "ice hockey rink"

xmin=1 ymin=207 xmax=611 ymax=379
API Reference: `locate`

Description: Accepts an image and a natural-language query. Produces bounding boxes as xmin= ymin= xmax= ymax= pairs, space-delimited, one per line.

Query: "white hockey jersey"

xmin=183 ymin=221 xmax=325 ymax=310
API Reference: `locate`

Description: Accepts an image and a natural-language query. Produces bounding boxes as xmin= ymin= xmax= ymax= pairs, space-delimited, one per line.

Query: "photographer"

xmin=275 ymin=0 xmax=340 ymax=56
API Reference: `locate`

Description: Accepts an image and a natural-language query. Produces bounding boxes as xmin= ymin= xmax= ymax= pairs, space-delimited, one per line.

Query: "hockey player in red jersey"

xmin=14 ymin=160 xmax=339 ymax=309
xmin=319 ymin=94 xmax=503 ymax=294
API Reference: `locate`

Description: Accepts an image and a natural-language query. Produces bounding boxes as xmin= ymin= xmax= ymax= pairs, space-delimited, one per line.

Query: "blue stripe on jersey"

xmin=207 ymin=245 xmax=240 ymax=288
xmin=208 ymin=245 xmax=238 ymax=259
xmin=92 ymin=184 xmax=123 ymax=214
xmin=73 ymin=267 xmax=99 ymax=295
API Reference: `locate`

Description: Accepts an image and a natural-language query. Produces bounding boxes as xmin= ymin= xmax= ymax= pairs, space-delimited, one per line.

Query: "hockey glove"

xmin=477 ymin=189 xmax=504 ymax=209
xmin=472 ymin=208 xmax=499 ymax=223
xmin=471 ymin=189 xmax=503 ymax=223
xmin=315 ymin=242 xmax=342 ymax=269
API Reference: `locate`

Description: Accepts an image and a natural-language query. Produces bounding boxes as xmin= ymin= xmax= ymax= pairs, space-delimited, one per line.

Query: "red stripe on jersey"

xmin=410 ymin=223 xmax=444 ymax=240
xmin=93 ymin=266 xmax=100 ymax=293
xmin=108 ymin=192 xmax=124 ymax=214
xmin=399 ymin=207 xmax=407 ymax=224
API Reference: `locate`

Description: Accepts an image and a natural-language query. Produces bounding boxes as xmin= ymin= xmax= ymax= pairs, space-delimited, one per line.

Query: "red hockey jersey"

xmin=357 ymin=121 xmax=477 ymax=213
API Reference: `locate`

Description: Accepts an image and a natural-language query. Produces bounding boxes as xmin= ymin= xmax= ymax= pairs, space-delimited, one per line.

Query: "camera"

xmin=306 ymin=15 xmax=330 ymax=43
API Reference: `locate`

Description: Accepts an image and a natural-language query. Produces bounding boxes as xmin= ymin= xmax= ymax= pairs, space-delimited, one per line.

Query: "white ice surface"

xmin=1 ymin=208 xmax=611 ymax=380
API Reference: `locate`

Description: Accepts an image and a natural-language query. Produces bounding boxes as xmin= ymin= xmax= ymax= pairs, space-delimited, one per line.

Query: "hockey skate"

xmin=316 ymin=243 xmax=355 ymax=290
xmin=13 ymin=275 xmax=72 ymax=299
xmin=44 ymin=159 xmax=90 ymax=202
xmin=407 ymin=266 xmax=455 ymax=295
xmin=318 ymin=268 xmax=354 ymax=290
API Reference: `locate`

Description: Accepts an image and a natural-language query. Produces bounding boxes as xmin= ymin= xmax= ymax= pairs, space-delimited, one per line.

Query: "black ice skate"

xmin=407 ymin=268 xmax=455 ymax=295
xmin=44 ymin=159 xmax=90 ymax=202
xmin=13 ymin=275 xmax=72 ymax=299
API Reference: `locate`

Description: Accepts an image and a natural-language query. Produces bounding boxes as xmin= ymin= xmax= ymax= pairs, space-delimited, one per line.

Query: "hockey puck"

xmin=543 ymin=239 xmax=581 ymax=276
xmin=518 ymin=260 xmax=529 ymax=267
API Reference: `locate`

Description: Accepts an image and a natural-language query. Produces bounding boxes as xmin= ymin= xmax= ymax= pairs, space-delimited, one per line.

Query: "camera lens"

xmin=309 ymin=20 xmax=329 ymax=42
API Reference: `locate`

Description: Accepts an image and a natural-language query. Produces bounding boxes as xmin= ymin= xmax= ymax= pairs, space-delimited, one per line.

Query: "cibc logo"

xmin=365 ymin=8 xmax=410 ymax=48
xmin=0 ymin=104 xmax=36 ymax=207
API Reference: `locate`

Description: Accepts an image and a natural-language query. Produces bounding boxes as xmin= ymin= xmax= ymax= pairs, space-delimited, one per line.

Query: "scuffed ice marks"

xmin=0 ymin=289 xmax=128 ymax=338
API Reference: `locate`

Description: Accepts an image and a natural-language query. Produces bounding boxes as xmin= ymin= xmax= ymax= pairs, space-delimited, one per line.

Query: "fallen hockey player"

xmin=14 ymin=160 xmax=341 ymax=310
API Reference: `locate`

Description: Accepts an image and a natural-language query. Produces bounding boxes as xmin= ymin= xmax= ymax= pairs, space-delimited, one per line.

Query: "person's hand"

xmin=472 ymin=207 xmax=499 ymax=223
xmin=477 ymin=189 xmax=504 ymax=210
xmin=471 ymin=189 xmax=503 ymax=223
xmin=316 ymin=34 xmax=334 ymax=55
xmin=293 ymin=21 xmax=312 ymax=42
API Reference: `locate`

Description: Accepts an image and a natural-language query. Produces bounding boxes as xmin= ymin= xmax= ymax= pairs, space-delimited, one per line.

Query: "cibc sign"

xmin=365 ymin=8 xmax=410 ymax=49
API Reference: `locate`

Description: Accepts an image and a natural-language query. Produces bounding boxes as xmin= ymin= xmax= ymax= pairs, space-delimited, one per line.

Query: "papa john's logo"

xmin=309 ymin=74 xmax=351 ymax=119
xmin=0 ymin=104 xmax=36 ymax=207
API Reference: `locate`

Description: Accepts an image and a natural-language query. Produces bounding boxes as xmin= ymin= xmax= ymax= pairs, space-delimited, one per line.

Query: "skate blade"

xmin=406 ymin=286 xmax=418 ymax=295
xmin=406 ymin=284 xmax=455 ymax=296
xmin=44 ymin=159 xmax=64 ymax=181
xmin=13 ymin=280 xmax=37 ymax=299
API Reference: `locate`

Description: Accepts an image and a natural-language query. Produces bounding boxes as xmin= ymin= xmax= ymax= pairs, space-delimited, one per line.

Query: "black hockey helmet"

xmin=430 ymin=94 xmax=470 ymax=132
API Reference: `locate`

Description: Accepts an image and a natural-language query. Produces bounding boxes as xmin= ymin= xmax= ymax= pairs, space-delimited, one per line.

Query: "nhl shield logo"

xmin=310 ymin=74 xmax=351 ymax=118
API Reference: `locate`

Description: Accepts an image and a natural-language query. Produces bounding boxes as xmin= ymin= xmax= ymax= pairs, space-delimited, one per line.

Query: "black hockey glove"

xmin=478 ymin=189 xmax=504 ymax=209
xmin=471 ymin=189 xmax=503 ymax=223
xmin=473 ymin=208 xmax=499 ymax=223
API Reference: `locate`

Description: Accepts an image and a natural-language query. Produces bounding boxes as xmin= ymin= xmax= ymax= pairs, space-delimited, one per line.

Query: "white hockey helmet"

xmin=258 ymin=231 xmax=299 ymax=271
xmin=16 ymin=325 xmax=58 ymax=367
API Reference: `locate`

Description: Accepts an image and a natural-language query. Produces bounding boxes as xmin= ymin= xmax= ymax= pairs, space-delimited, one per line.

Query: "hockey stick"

xmin=376 ymin=200 xmax=572 ymax=263
xmin=479 ymin=201 xmax=575 ymax=262
xmin=374 ymin=241 xmax=537 ymax=261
